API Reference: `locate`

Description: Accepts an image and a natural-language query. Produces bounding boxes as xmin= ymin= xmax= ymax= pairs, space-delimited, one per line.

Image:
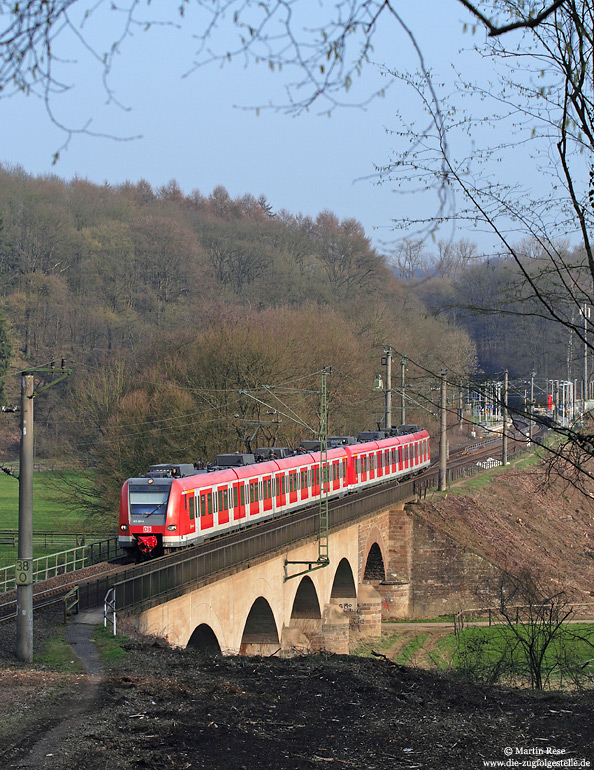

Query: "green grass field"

xmin=437 ymin=623 xmax=594 ymax=688
xmin=0 ymin=471 xmax=107 ymax=568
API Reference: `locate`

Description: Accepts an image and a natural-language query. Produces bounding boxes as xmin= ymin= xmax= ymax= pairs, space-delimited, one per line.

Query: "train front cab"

xmin=119 ymin=475 xmax=180 ymax=558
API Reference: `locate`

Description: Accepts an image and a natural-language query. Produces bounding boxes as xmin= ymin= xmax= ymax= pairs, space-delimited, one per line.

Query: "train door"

xmin=331 ymin=461 xmax=339 ymax=491
xmin=300 ymin=468 xmax=309 ymax=502
xmin=361 ymin=454 xmax=368 ymax=484
xmin=187 ymin=492 xmax=196 ymax=535
xmin=199 ymin=489 xmax=214 ymax=533
xmin=311 ymin=465 xmax=320 ymax=497
xmin=352 ymin=454 xmax=361 ymax=487
xmin=275 ymin=472 xmax=287 ymax=510
xmin=232 ymin=482 xmax=246 ymax=521
xmin=262 ymin=475 xmax=273 ymax=513
xmin=217 ymin=486 xmax=230 ymax=526
xmin=248 ymin=478 xmax=261 ymax=517
xmin=369 ymin=453 xmax=376 ymax=481
xmin=288 ymin=470 xmax=298 ymax=505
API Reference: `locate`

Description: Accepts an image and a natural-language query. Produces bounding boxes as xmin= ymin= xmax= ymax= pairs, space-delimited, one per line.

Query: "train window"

xmin=184 ymin=495 xmax=188 ymax=511
xmin=207 ymin=493 xmax=213 ymax=516
xmin=233 ymin=487 xmax=238 ymax=508
xmin=189 ymin=496 xmax=195 ymax=520
xmin=218 ymin=489 xmax=223 ymax=510
xmin=240 ymin=486 xmax=245 ymax=507
xmin=200 ymin=493 xmax=206 ymax=517
xmin=223 ymin=489 xmax=228 ymax=509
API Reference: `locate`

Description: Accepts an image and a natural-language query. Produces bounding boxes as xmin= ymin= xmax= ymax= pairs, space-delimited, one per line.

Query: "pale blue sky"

xmin=0 ymin=2 xmax=491 ymax=254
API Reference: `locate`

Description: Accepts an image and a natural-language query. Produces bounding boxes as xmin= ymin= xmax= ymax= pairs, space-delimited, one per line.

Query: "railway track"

xmin=0 ymin=561 xmax=130 ymax=624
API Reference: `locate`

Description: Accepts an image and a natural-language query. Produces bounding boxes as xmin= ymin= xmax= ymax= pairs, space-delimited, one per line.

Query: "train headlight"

xmin=120 ymin=524 xmax=129 ymax=532
xmin=166 ymin=524 xmax=177 ymax=531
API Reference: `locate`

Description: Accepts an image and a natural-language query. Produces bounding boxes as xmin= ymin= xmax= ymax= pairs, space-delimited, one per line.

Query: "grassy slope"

xmin=0 ymin=472 xmax=104 ymax=567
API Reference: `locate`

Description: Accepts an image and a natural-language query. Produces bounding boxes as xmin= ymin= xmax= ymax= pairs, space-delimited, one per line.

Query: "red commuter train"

xmin=118 ymin=427 xmax=431 ymax=559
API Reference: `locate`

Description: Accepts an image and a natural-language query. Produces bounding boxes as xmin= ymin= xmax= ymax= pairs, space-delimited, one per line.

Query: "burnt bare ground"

xmin=0 ymin=613 xmax=593 ymax=770
xmin=2 ymin=463 xmax=594 ymax=768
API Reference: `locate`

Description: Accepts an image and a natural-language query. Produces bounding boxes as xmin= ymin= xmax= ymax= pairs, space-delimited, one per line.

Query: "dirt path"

xmin=378 ymin=622 xmax=456 ymax=667
xmin=7 ymin=611 xmax=104 ymax=769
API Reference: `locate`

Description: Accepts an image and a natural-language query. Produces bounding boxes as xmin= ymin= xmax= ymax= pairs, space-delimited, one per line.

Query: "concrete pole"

xmin=17 ymin=374 xmax=34 ymax=663
xmin=439 ymin=369 xmax=447 ymax=492
xmin=502 ymin=370 xmax=508 ymax=465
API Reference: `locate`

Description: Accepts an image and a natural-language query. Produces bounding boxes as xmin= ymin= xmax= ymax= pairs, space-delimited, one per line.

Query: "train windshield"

xmin=129 ymin=483 xmax=171 ymax=520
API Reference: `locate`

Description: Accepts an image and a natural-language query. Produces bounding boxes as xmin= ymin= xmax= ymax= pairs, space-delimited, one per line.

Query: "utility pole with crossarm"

xmin=16 ymin=363 xmax=72 ymax=662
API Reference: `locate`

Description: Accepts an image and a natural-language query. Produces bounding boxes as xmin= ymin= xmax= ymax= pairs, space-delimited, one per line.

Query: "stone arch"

xmin=240 ymin=596 xmax=280 ymax=656
xmin=290 ymin=576 xmax=322 ymax=619
xmin=362 ymin=525 xmax=388 ymax=583
xmin=187 ymin=624 xmax=222 ymax=655
xmin=363 ymin=542 xmax=386 ymax=582
xmin=330 ymin=557 xmax=357 ymax=603
xmin=284 ymin=575 xmax=323 ymax=652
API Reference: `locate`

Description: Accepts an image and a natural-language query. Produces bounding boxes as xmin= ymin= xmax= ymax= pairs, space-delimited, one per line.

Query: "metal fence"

xmin=0 ymin=537 xmax=124 ymax=593
xmin=0 ymin=530 xmax=109 ymax=548
xmin=453 ymin=603 xmax=594 ymax=632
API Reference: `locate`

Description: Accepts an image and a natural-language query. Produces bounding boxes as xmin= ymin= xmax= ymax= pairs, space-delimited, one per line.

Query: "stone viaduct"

xmin=124 ymin=497 xmax=498 ymax=656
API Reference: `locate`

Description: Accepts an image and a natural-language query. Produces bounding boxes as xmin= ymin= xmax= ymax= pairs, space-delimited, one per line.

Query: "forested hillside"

xmin=393 ymin=239 xmax=585 ymax=381
xmin=0 ymin=164 xmax=476 ymax=521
